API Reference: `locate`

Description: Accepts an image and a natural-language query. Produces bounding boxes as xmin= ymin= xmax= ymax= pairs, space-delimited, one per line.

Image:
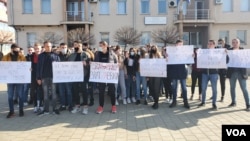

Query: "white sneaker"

xmin=82 ymin=107 xmax=88 ymax=115
xmin=127 ymin=98 xmax=131 ymax=104
xmin=116 ymin=100 xmax=119 ymax=105
xmin=131 ymin=97 xmax=136 ymax=103
xmin=33 ymin=107 xmax=38 ymax=113
xmin=39 ymin=107 xmax=44 ymax=111
xmin=164 ymin=98 xmax=169 ymax=103
xmin=118 ymin=96 xmax=122 ymax=101
xmin=24 ymin=102 xmax=28 ymax=106
xmin=169 ymin=99 xmax=173 ymax=104
xmin=71 ymin=107 xmax=80 ymax=114
xmin=123 ymin=99 xmax=127 ymax=105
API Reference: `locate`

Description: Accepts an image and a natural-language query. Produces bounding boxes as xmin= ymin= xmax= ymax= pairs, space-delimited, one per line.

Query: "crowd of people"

xmin=1 ymin=38 xmax=249 ymax=119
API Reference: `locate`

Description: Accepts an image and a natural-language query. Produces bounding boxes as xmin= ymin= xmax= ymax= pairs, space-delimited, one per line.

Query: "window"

xmin=141 ymin=0 xmax=150 ymax=14
xmin=100 ymin=32 xmax=110 ymax=44
xmin=117 ymin=0 xmax=126 ymax=14
xmin=241 ymin=0 xmax=250 ymax=11
xmin=27 ymin=32 xmax=36 ymax=47
xmin=41 ymin=0 xmax=51 ymax=14
xmin=222 ymin=0 xmax=232 ymax=12
xmin=237 ymin=30 xmax=247 ymax=45
xmin=219 ymin=31 xmax=229 ymax=44
xmin=158 ymin=0 xmax=167 ymax=14
xmin=141 ymin=32 xmax=151 ymax=45
xmin=67 ymin=2 xmax=78 ymax=16
xmin=23 ymin=0 xmax=33 ymax=14
xmin=99 ymin=0 xmax=110 ymax=15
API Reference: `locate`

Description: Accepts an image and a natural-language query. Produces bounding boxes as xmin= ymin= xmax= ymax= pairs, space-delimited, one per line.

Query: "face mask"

xmin=83 ymin=48 xmax=87 ymax=51
xmin=13 ymin=51 xmax=19 ymax=56
xmin=61 ymin=48 xmax=67 ymax=54
xmin=130 ymin=52 xmax=134 ymax=56
xmin=151 ymin=49 xmax=156 ymax=54
xmin=98 ymin=47 xmax=103 ymax=52
xmin=74 ymin=47 xmax=79 ymax=53
xmin=138 ymin=52 xmax=141 ymax=55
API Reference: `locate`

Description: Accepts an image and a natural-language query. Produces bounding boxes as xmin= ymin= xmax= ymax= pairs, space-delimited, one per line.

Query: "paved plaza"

xmin=0 ymin=79 xmax=249 ymax=141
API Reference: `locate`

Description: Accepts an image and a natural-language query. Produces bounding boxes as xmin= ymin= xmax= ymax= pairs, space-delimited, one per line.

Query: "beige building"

xmin=7 ymin=0 xmax=250 ymax=49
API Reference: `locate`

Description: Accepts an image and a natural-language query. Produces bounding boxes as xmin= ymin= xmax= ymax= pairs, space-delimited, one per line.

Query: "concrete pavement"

xmin=0 ymin=80 xmax=249 ymax=141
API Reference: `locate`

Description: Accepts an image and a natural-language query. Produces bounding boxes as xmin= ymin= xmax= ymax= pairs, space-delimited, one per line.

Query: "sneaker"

xmin=53 ymin=109 xmax=60 ymax=115
xmin=115 ymin=100 xmax=119 ymax=106
xmin=6 ymin=111 xmax=15 ymax=118
xmin=88 ymin=101 xmax=94 ymax=106
xmin=19 ymin=110 xmax=24 ymax=117
xmin=123 ymin=99 xmax=127 ymax=105
xmin=82 ymin=107 xmax=88 ymax=115
xmin=136 ymin=100 xmax=141 ymax=105
xmin=246 ymin=105 xmax=250 ymax=111
xmin=111 ymin=106 xmax=117 ymax=113
xmin=118 ymin=96 xmax=122 ymax=101
xmin=198 ymin=103 xmax=205 ymax=107
xmin=131 ymin=97 xmax=136 ymax=103
xmin=59 ymin=106 xmax=66 ymax=111
xmin=228 ymin=103 xmax=236 ymax=107
xmin=39 ymin=107 xmax=44 ymax=112
xmin=164 ymin=98 xmax=169 ymax=103
xmin=212 ymin=104 xmax=217 ymax=110
xmin=96 ymin=106 xmax=103 ymax=114
xmin=152 ymin=103 xmax=158 ymax=109
xmin=169 ymin=101 xmax=176 ymax=108
xmin=37 ymin=110 xmax=49 ymax=116
xmin=169 ymin=99 xmax=173 ymax=104
xmin=23 ymin=102 xmax=28 ymax=106
xmin=184 ymin=102 xmax=190 ymax=109
xmin=148 ymin=96 xmax=154 ymax=102
xmin=144 ymin=100 xmax=148 ymax=105
xmin=71 ymin=106 xmax=80 ymax=114
xmin=33 ymin=107 xmax=38 ymax=113
xmin=127 ymin=98 xmax=131 ymax=104
xmin=68 ymin=106 xmax=73 ymax=112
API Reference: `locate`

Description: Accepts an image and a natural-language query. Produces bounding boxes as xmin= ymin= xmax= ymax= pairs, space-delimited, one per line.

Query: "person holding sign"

xmin=2 ymin=43 xmax=26 ymax=118
xmin=227 ymin=38 xmax=250 ymax=111
xmin=95 ymin=41 xmax=118 ymax=114
xmin=36 ymin=41 xmax=61 ymax=116
xmin=167 ymin=40 xmax=190 ymax=109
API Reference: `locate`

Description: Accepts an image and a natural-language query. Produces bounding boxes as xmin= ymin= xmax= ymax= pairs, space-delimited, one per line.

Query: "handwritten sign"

xmin=140 ymin=59 xmax=167 ymax=77
xmin=197 ymin=49 xmax=227 ymax=68
xmin=227 ymin=49 xmax=250 ymax=68
xmin=0 ymin=62 xmax=31 ymax=83
xmin=166 ymin=45 xmax=194 ymax=64
xmin=52 ymin=62 xmax=83 ymax=83
xmin=89 ymin=62 xmax=119 ymax=84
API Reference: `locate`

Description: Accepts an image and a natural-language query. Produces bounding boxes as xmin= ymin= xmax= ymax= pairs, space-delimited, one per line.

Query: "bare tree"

xmin=152 ymin=26 xmax=179 ymax=46
xmin=113 ymin=26 xmax=141 ymax=50
xmin=0 ymin=30 xmax=14 ymax=51
xmin=39 ymin=32 xmax=63 ymax=45
xmin=67 ymin=28 xmax=95 ymax=47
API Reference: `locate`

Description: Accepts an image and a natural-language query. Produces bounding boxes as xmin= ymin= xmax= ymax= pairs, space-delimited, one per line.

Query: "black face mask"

xmin=74 ymin=47 xmax=79 ymax=53
xmin=13 ymin=51 xmax=19 ymax=56
xmin=82 ymin=48 xmax=87 ymax=51
xmin=151 ymin=49 xmax=156 ymax=54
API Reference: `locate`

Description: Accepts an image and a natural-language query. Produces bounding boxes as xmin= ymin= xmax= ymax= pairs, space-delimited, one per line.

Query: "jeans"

xmin=136 ymin=72 xmax=147 ymax=100
xmin=58 ymin=82 xmax=72 ymax=107
xmin=42 ymin=78 xmax=57 ymax=112
xmin=23 ymin=83 xmax=30 ymax=103
xmin=172 ymin=79 xmax=187 ymax=102
xmin=125 ymin=74 xmax=136 ymax=98
xmin=201 ymin=73 xmax=218 ymax=105
xmin=7 ymin=84 xmax=24 ymax=112
xmin=230 ymin=72 xmax=250 ymax=106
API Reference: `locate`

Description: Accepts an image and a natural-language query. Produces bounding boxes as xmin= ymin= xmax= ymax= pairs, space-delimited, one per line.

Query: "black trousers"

xmin=72 ymin=82 xmax=88 ymax=106
xmin=98 ymin=83 xmax=115 ymax=107
xmin=148 ymin=77 xmax=161 ymax=104
xmin=30 ymin=77 xmax=43 ymax=107
xmin=191 ymin=71 xmax=202 ymax=95
xmin=162 ymin=77 xmax=173 ymax=99
xmin=219 ymin=72 xmax=226 ymax=97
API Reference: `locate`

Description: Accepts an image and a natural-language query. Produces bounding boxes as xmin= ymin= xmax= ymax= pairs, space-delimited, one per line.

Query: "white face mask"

xmin=61 ymin=48 xmax=67 ymax=54
xmin=138 ymin=52 xmax=141 ymax=55
xmin=98 ymin=47 xmax=103 ymax=52
xmin=130 ymin=52 xmax=134 ymax=56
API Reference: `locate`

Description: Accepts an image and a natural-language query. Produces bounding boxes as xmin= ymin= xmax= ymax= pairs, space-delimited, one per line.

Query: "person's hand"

xmin=37 ymin=80 xmax=42 ymax=85
xmin=133 ymin=76 xmax=136 ymax=81
xmin=83 ymin=61 xmax=86 ymax=66
xmin=224 ymin=49 xmax=228 ymax=54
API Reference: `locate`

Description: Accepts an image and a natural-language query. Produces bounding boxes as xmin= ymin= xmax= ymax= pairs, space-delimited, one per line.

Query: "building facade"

xmin=7 ymin=0 xmax=250 ymax=49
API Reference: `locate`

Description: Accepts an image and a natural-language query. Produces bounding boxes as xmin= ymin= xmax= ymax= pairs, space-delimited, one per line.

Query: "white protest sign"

xmin=166 ymin=45 xmax=194 ymax=64
xmin=140 ymin=59 xmax=167 ymax=77
xmin=197 ymin=48 xmax=227 ymax=68
xmin=52 ymin=62 xmax=83 ymax=83
xmin=0 ymin=62 xmax=31 ymax=83
xmin=89 ymin=62 xmax=119 ymax=84
xmin=227 ymin=49 xmax=250 ymax=68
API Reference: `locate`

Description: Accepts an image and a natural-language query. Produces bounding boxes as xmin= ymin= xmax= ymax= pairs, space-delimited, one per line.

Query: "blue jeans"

xmin=42 ymin=78 xmax=57 ymax=112
xmin=230 ymin=72 xmax=250 ymax=106
xmin=7 ymin=84 xmax=24 ymax=112
xmin=115 ymin=69 xmax=127 ymax=99
xmin=136 ymin=72 xmax=147 ymax=100
xmin=125 ymin=74 xmax=136 ymax=98
xmin=58 ymin=82 xmax=72 ymax=107
xmin=201 ymin=73 xmax=218 ymax=105
xmin=23 ymin=83 xmax=30 ymax=103
xmin=172 ymin=79 xmax=187 ymax=102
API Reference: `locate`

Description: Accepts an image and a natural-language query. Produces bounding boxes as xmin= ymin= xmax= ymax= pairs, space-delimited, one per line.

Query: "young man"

xmin=36 ymin=41 xmax=60 ymax=115
xmin=95 ymin=41 xmax=118 ymax=114
xmin=2 ymin=44 xmax=26 ymax=118
xmin=227 ymin=38 xmax=250 ymax=111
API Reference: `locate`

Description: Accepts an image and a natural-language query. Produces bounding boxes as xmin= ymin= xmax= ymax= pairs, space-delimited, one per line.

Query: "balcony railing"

xmin=65 ymin=11 xmax=93 ymax=22
xmin=174 ymin=9 xmax=211 ymax=21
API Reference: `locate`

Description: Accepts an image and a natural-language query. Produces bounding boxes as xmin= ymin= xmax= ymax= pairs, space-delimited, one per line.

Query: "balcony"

xmin=174 ymin=9 xmax=215 ymax=24
xmin=61 ymin=11 xmax=94 ymax=24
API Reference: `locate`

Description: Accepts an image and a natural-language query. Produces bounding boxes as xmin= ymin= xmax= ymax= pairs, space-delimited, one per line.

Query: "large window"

xmin=241 ymin=0 xmax=250 ymax=11
xmin=141 ymin=0 xmax=150 ymax=14
xmin=158 ymin=0 xmax=167 ymax=14
xmin=23 ymin=0 xmax=33 ymax=14
xmin=99 ymin=0 xmax=109 ymax=15
xmin=67 ymin=2 xmax=78 ymax=16
xmin=237 ymin=30 xmax=247 ymax=45
xmin=41 ymin=0 xmax=51 ymax=14
xmin=117 ymin=0 xmax=126 ymax=14
xmin=222 ymin=0 xmax=233 ymax=12
xmin=219 ymin=31 xmax=229 ymax=44
xmin=100 ymin=32 xmax=110 ymax=44
xmin=27 ymin=32 xmax=36 ymax=47
xmin=141 ymin=32 xmax=151 ymax=45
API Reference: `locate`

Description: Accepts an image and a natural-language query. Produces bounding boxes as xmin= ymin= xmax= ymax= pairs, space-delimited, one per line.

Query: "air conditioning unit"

xmin=215 ymin=0 xmax=223 ymax=4
xmin=89 ymin=0 xmax=98 ymax=3
xmin=169 ymin=0 xmax=177 ymax=8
